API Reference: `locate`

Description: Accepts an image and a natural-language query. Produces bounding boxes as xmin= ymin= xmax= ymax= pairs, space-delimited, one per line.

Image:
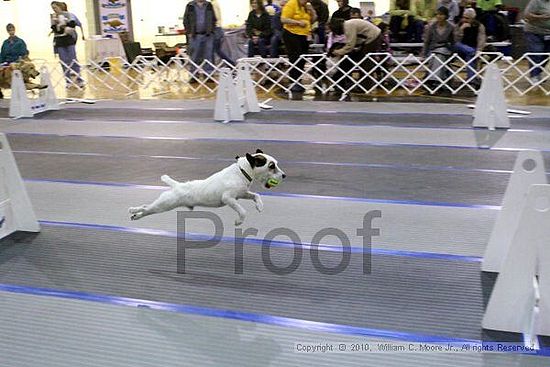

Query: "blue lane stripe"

xmin=1 ymin=282 xmax=548 ymax=357
xmin=8 ymin=132 xmax=550 ymax=153
xmin=0 ymin=283 xmax=479 ymax=343
xmin=25 ymin=178 xmax=502 ymax=210
xmin=38 ymin=220 xmax=483 ymax=263
xmin=13 ymin=149 xmax=522 ymax=175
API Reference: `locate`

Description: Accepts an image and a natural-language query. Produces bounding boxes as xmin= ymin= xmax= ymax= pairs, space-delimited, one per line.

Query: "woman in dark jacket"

xmin=246 ymin=0 xmax=272 ymax=57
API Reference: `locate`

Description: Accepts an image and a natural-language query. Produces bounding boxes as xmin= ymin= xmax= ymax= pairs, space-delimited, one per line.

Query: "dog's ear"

xmin=254 ymin=155 xmax=267 ymax=167
xmin=246 ymin=153 xmax=255 ymax=167
xmin=256 ymin=149 xmax=264 ymax=154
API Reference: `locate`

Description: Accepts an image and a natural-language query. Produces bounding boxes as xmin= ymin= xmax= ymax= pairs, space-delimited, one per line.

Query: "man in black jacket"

xmin=183 ymin=0 xmax=217 ymax=78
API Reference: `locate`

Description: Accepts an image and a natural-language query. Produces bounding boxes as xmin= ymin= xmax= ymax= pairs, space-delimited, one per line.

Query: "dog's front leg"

xmin=242 ymin=191 xmax=263 ymax=212
xmin=222 ymin=193 xmax=247 ymax=226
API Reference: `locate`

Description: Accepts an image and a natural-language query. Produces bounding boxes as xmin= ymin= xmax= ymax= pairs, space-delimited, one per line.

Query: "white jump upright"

xmin=482 ymin=184 xmax=550 ymax=336
xmin=473 ymin=64 xmax=510 ymax=130
xmin=214 ymin=64 xmax=261 ymax=123
xmin=0 ymin=133 xmax=40 ymax=239
xmin=9 ymin=66 xmax=60 ymax=119
xmin=214 ymin=68 xmax=244 ymax=123
xmin=482 ymin=151 xmax=547 ymax=273
xmin=235 ymin=63 xmax=260 ymax=114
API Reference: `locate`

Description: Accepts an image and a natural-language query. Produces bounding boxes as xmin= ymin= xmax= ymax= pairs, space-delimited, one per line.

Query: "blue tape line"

xmin=38 ymin=220 xmax=482 ymax=263
xmin=0 ymin=282 xmax=480 ymax=343
xmin=1 ymin=282 xmax=548 ymax=357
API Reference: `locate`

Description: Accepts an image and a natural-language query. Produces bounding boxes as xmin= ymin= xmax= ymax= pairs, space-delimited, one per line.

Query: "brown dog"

xmin=0 ymin=58 xmax=45 ymax=94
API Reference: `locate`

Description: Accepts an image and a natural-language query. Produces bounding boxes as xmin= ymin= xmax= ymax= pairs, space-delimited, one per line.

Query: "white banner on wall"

xmin=99 ymin=0 xmax=130 ymax=35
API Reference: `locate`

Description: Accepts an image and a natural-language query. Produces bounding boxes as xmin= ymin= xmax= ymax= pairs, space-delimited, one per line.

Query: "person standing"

xmin=310 ymin=0 xmax=329 ymax=44
xmin=0 ymin=23 xmax=29 ymax=99
xmin=281 ymin=0 xmax=317 ymax=94
xmin=524 ymin=0 xmax=550 ymax=84
xmin=50 ymin=1 xmax=84 ymax=88
xmin=183 ymin=0 xmax=216 ymax=80
xmin=0 ymin=23 xmax=28 ymax=64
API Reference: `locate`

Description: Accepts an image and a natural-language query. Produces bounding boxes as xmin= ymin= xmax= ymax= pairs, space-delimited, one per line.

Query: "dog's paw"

xmin=130 ymin=213 xmax=141 ymax=221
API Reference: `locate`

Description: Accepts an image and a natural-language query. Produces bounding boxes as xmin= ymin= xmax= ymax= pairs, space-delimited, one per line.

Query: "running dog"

xmin=128 ymin=150 xmax=286 ymax=225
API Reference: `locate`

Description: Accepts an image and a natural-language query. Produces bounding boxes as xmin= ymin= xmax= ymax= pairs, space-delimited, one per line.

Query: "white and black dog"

xmin=128 ymin=149 xmax=286 ymax=225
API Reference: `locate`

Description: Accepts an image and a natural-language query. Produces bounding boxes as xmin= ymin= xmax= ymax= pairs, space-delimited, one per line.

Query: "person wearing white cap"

xmin=454 ymin=7 xmax=485 ymax=81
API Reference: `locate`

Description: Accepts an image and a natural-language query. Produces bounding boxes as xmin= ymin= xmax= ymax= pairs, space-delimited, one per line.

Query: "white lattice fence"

xmin=24 ymin=52 xmax=550 ymax=99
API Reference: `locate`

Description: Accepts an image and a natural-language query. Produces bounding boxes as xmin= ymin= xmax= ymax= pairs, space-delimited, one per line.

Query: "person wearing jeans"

xmin=50 ymin=1 xmax=84 ymax=87
xmin=454 ymin=8 xmax=486 ymax=81
xmin=524 ymin=0 xmax=550 ymax=83
xmin=281 ymin=0 xmax=317 ymax=94
xmin=184 ymin=0 xmax=216 ymax=80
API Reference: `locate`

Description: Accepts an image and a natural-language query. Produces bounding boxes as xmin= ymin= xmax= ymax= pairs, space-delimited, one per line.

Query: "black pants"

xmin=282 ymin=30 xmax=309 ymax=85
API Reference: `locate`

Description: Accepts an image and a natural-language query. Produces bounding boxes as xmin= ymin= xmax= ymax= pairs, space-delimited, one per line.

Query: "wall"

xmin=131 ymin=0 xmax=250 ymax=49
xmin=327 ymin=0 xmax=391 ymax=16
xmin=0 ymin=0 xmax=90 ymax=62
xmin=0 ymin=0 xmax=395 ymax=63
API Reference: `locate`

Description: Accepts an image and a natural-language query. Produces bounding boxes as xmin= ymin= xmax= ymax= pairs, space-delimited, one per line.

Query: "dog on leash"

xmin=128 ymin=149 xmax=286 ymax=225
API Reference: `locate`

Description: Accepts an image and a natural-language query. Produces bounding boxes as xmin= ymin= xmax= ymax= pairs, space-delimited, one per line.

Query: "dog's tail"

xmin=161 ymin=174 xmax=180 ymax=188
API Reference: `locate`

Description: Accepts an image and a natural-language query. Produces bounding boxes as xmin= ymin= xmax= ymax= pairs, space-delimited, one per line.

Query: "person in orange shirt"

xmin=281 ymin=0 xmax=317 ymax=94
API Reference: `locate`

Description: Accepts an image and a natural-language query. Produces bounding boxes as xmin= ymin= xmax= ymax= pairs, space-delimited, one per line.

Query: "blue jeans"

xmin=270 ymin=31 xmax=282 ymax=58
xmin=454 ymin=42 xmax=477 ymax=79
xmin=214 ymin=27 xmax=235 ymax=65
xmin=525 ymin=32 xmax=550 ymax=77
xmin=248 ymin=38 xmax=268 ymax=58
xmin=57 ymin=45 xmax=82 ymax=83
xmin=314 ymin=23 xmax=326 ymax=45
xmin=189 ymin=34 xmax=214 ymax=74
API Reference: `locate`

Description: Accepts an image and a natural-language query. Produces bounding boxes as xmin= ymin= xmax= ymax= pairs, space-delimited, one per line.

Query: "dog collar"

xmin=239 ymin=167 xmax=253 ymax=183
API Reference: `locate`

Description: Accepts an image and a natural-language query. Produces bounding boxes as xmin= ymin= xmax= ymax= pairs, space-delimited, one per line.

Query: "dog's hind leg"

xmin=128 ymin=205 xmax=147 ymax=214
xmin=129 ymin=189 xmax=182 ymax=220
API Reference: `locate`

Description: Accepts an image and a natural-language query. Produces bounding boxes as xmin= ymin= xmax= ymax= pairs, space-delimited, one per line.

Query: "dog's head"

xmin=240 ymin=149 xmax=286 ymax=189
xmin=12 ymin=58 xmax=40 ymax=80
